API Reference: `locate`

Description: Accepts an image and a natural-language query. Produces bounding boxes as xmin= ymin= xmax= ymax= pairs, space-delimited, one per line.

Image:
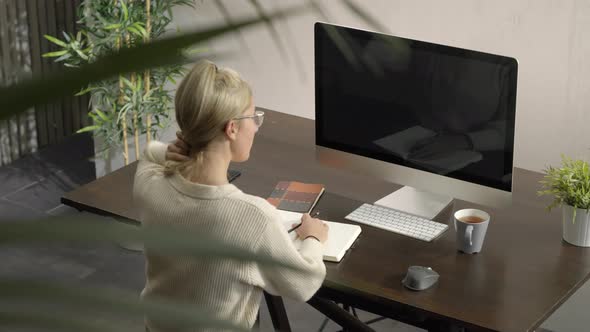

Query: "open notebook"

xmin=277 ymin=210 xmax=361 ymax=263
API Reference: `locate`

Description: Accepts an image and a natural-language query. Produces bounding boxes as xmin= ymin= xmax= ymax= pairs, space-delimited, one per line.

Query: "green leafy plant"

xmin=44 ymin=0 xmax=194 ymax=164
xmin=0 ymin=6 xmax=313 ymax=331
xmin=0 ymin=217 xmax=299 ymax=331
xmin=40 ymin=0 xmax=393 ymax=166
xmin=538 ymin=155 xmax=590 ymax=216
xmin=0 ymin=1 xmax=392 ymax=330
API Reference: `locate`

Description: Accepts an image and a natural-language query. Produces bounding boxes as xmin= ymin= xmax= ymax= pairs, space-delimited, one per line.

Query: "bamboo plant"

xmin=41 ymin=0 xmax=390 ymax=166
xmin=44 ymin=0 xmax=193 ymax=165
xmin=0 ymin=10 xmax=305 ymax=329
xmin=0 ymin=2 xmax=390 ymax=329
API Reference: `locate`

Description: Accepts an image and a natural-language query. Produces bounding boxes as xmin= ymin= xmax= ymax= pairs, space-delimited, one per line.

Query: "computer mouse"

xmin=402 ymin=266 xmax=439 ymax=291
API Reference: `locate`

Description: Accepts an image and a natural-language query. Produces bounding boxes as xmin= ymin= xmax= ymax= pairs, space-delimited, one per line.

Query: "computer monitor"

xmin=314 ymin=22 xmax=517 ymax=219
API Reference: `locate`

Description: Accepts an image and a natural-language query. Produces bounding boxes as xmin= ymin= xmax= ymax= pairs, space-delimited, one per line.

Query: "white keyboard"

xmin=345 ymin=203 xmax=448 ymax=242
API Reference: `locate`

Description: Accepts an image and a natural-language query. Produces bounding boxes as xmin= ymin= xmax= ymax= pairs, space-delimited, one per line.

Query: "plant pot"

xmin=562 ymin=205 xmax=590 ymax=247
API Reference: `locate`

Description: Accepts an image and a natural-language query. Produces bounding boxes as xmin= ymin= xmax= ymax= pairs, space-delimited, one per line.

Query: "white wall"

xmin=168 ymin=0 xmax=590 ymax=173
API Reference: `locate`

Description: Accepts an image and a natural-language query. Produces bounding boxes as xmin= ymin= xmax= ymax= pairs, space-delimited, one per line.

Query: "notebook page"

xmin=277 ymin=210 xmax=361 ymax=262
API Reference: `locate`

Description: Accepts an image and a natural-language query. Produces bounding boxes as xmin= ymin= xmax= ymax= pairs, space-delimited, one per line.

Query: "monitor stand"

xmin=374 ymin=186 xmax=453 ymax=220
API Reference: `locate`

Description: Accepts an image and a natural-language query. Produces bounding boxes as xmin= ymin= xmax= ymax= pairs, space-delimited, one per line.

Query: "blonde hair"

xmin=164 ymin=60 xmax=252 ymax=176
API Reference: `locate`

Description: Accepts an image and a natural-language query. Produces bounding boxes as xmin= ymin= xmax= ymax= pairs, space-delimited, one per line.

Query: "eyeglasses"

xmin=233 ymin=110 xmax=265 ymax=127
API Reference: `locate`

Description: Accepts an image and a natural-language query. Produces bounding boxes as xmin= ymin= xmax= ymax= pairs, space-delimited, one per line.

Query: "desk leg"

xmin=263 ymin=292 xmax=292 ymax=332
xmin=307 ymin=296 xmax=376 ymax=332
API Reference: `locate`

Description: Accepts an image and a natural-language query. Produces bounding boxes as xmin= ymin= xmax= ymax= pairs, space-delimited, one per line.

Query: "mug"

xmin=454 ymin=208 xmax=490 ymax=254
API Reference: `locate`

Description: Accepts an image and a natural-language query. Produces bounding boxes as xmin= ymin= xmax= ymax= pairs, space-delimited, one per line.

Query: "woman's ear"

xmin=224 ymin=120 xmax=239 ymax=140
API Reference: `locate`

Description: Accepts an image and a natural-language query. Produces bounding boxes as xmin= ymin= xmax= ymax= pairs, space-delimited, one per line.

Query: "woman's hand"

xmin=291 ymin=213 xmax=329 ymax=243
xmin=165 ymin=131 xmax=191 ymax=162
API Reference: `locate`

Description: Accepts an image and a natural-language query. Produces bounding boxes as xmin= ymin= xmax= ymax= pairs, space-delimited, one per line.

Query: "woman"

xmin=133 ymin=60 xmax=329 ymax=331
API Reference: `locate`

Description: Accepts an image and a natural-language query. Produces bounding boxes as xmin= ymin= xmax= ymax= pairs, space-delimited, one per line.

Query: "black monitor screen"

xmin=315 ymin=23 xmax=517 ymax=192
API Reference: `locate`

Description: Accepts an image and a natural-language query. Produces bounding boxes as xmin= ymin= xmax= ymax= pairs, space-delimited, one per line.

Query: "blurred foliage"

xmin=0 ymin=1 xmax=393 ymax=330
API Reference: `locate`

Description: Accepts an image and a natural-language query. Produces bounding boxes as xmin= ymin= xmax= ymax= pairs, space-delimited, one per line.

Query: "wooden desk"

xmin=63 ymin=108 xmax=590 ymax=332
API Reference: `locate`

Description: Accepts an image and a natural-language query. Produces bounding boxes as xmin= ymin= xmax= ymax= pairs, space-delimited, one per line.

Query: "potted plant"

xmin=0 ymin=2 xmax=395 ymax=329
xmin=538 ymin=155 xmax=590 ymax=246
xmin=43 ymin=0 xmax=193 ymax=166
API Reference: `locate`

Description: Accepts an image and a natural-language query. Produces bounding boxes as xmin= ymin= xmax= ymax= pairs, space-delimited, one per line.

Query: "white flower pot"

xmin=562 ymin=205 xmax=590 ymax=247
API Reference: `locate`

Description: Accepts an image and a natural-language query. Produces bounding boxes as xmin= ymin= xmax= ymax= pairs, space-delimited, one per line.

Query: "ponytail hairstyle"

xmin=164 ymin=60 xmax=252 ymax=176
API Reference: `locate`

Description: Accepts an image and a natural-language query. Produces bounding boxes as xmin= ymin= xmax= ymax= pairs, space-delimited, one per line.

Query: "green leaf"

xmin=126 ymin=25 xmax=142 ymax=37
xmin=539 ymin=155 xmax=590 ymax=212
xmin=121 ymin=76 xmax=134 ymax=90
xmin=131 ymin=22 xmax=148 ymax=38
xmin=0 ymin=311 xmax=117 ymax=332
xmin=44 ymin=34 xmax=67 ymax=47
xmin=75 ymin=86 xmax=94 ymax=96
xmin=121 ymin=0 xmax=129 ymax=21
xmin=0 ymin=216 xmax=303 ymax=273
xmin=0 ymin=280 xmax=249 ymax=331
xmin=94 ymin=109 xmax=109 ymax=122
xmin=105 ymin=23 xmax=122 ymax=30
xmin=76 ymin=125 xmax=100 ymax=133
xmin=62 ymin=31 xmax=72 ymax=42
xmin=88 ymin=112 xmax=99 ymax=121
xmin=0 ymin=5 xmax=311 ymax=120
xmin=42 ymin=50 xmax=69 ymax=58
xmin=74 ymin=47 xmax=89 ymax=60
xmin=135 ymin=25 xmax=148 ymax=38
xmin=55 ymin=53 xmax=72 ymax=62
xmin=119 ymin=103 xmax=132 ymax=118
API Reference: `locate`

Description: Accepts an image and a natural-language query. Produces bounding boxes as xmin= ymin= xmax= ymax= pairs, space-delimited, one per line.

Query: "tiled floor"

xmin=0 ymin=134 xmax=573 ymax=331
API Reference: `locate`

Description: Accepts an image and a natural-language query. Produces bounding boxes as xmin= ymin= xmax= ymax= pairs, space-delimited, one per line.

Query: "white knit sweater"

xmin=133 ymin=141 xmax=326 ymax=331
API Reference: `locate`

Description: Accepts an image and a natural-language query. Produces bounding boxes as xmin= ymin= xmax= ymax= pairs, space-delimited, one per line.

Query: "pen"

xmin=288 ymin=211 xmax=320 ymax=233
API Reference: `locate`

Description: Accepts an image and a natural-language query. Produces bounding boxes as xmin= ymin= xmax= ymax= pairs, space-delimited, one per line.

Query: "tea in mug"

xmin=458 ymin=215 xmax=486 ymax=223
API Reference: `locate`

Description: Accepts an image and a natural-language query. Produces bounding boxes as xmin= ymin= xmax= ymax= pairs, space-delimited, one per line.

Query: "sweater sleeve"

xmin=134 ymin=141 xmax=168 ymax=199
xmin=250 ymin=211 xmax=326 ymax=302
xmin=135 ymin=141 xmax=168 ymax=178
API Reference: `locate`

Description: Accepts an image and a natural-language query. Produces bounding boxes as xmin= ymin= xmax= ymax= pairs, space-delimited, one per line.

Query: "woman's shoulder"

xmin=227 ymin=191 xmax=280 ymax=221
